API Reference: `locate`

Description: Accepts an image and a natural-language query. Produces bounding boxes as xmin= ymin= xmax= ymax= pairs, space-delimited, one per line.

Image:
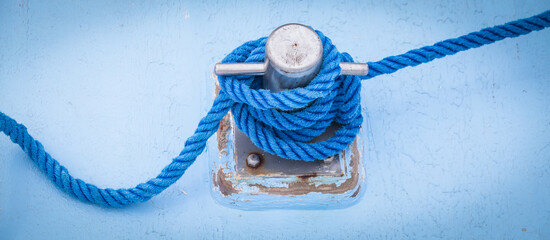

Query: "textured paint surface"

xmin=1 ymin=0 xmax=550 ymax=239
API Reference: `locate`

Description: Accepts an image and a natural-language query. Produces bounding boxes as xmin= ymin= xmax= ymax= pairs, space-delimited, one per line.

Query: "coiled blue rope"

xmin=1 ymin=10 xmax=549 ymax=207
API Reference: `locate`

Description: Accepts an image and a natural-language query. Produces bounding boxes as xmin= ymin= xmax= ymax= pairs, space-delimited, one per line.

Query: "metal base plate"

xmin=208 ymin=75 xmax=365 ymax=209
xmin=209 ymin=110 xmax=365 ymax=210
xmin=234 ymin=121 xmax=344 ymax=177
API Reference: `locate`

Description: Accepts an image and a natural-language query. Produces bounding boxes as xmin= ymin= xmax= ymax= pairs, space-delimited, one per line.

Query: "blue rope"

xmin=1 ymin=11 xmax=548 ymax=207
xmin=218 ymin=31 xmax=362 ymax=161
xmin=363 ymin=10 xmax=550 ymax=79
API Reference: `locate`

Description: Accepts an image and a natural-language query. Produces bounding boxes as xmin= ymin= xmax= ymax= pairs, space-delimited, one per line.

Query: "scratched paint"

xmin=1 ymin=1 xmax=550 ymax=239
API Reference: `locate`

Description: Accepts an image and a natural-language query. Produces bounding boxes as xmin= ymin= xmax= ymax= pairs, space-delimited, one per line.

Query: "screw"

xmin=246 ymin=153 xmax=263 ymax=168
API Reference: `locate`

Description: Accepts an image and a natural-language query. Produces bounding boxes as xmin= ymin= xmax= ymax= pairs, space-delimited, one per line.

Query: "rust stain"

xmin=214 ymin=74 xmax=230 ymax=157
xmin=297 ymin=172 xmax=318 ymax=180
xmin=212 ymin=73 xmax=236 ymax=196
xmin=350 ymin=185 xmax=361 ymax=198
xmin=249 ymin=139 xmax=361 ymax=196
xmin=212 ymin=171 xmax=218 ymax=188
xmin=213 ymin=111 xmax=361 ymax=196
xmin=214 ymin=168 xmax=237 ymax=196
xmin=216 ymin=114 xmax=231 ymax=157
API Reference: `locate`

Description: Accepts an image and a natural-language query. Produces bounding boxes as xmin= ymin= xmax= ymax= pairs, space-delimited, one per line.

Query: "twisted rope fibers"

xmin=1 ymin=11 xmax=548 ymax=207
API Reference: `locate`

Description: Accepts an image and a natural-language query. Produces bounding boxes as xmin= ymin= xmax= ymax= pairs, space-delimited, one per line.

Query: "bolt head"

xmin=246 ymin=153 xmax=263 ymax=168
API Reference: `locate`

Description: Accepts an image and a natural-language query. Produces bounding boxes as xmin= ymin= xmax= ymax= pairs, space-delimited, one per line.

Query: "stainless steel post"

xmin=214 ymin=23 xmax=368 ymax=92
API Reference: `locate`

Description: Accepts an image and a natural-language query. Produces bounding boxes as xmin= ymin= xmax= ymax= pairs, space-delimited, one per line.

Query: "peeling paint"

xmin=214 ymin=76 xmax=230 ymax=157
xmin=211 ymin=102 xmax=365 ymax=208
xmin=248 ymin=140 xmax=360 ymax=196
xmin=214 ymin=168 xmax=237 ymax=197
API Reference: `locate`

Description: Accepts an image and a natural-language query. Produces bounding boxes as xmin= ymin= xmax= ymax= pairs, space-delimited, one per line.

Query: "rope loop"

xmin=218 ymin=30 xmax=341 ymax=111
xmin=218 ymin=29 xmax=362 ymax=161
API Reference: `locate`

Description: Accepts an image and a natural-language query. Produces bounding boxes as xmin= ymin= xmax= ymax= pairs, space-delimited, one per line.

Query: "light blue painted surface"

xmin=1 ymin=0 xmax=549 ymax=239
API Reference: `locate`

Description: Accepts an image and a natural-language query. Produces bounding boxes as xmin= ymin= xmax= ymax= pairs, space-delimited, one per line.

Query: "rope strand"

xmin=1 ymin=10 xmax=549 ymax=207
xmin=363 ymin=10 xmax=550 ymax=80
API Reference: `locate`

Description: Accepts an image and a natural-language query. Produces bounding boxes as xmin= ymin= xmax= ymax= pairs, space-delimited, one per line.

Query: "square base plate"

xmin=208 ymin=110 xmax=365 ymax=210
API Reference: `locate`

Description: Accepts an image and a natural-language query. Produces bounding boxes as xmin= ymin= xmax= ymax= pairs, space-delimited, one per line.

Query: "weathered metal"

xmin=209 ymin=74 xmax=365 ymax=209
